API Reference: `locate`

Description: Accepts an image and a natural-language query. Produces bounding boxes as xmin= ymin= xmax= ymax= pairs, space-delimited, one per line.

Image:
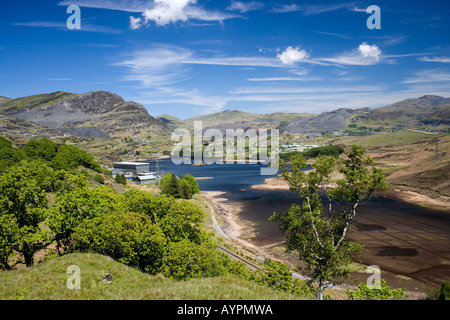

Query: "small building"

xmin=113 ymin=162 xmax=150 ymax=178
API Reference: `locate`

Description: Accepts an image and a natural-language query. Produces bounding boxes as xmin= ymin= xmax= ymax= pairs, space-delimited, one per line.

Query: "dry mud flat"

xmin=206 ymin=178 xmax=450 ymax=294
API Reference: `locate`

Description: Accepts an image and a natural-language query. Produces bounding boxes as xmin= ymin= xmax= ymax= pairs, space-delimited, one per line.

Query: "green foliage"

xmin=0 ymin=136 xmax=27 ymax=173
xmin=162 ymin=240 xmax=225 ymax=280
xmin=160 ymin=173 xmax=199 ymax=199
xmin=160 ymin=173 xmax=181 ymax=198
xmin=302 ymin=145 xmax=344 ymax=159
xmin=271 ymin=145 xmax=387 ymax=300
xmin=74 ymin=212 xmax=166 ymax=273
xmin=51 ymin=144 xmax=102 ymax=173
xmin=180 ymin=174 xmax=199 ymax=195
xmin=21 ymin=138 xmax=58 ymax=162
xmin=48 ymin=185 xmax=119 ymax=254
xmin=439 ymin=281 xmax=450 ymax=300
xmin=0 ymin=160 xmax=51 ymax=267
xmin=346 ymin=279 xmax=406 ymax=300
xmin=93 ymin=174 xmax=105 ymax=184
xmin=114 ymin=173 xmax=127 ymax=185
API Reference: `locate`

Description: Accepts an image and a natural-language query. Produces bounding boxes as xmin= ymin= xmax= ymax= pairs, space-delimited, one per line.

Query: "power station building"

xmin=113 ymin=162 xmax=151 ymax=178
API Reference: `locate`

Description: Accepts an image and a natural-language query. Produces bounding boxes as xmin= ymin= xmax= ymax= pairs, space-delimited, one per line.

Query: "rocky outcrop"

xmin=5 ymin=91 xmax=168 ymax=139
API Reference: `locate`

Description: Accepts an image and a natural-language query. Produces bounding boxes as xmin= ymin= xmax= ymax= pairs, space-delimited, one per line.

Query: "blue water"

xmin=149 ymin=158 xmax=270 ymax=192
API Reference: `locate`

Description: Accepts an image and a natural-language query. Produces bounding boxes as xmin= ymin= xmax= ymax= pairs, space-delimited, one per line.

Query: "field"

xmin=0 ymin=252 xmax=308 ymax=300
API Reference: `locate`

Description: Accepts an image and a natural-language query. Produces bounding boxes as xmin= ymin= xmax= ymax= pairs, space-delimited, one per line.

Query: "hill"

xmin=0 ymin=252 xmax=305 ymax=300
xmin=3 ymin=91 xmax=169 ymax=139
xmin=286 ymin=95 xmax=450 ymax=133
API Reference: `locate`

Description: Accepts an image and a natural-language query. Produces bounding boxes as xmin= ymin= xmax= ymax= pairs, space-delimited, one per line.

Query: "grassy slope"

xmin=0 ymin=252 xmax=307 ymax=300
xmin=0 ymin=91 xmax=77 ymax=115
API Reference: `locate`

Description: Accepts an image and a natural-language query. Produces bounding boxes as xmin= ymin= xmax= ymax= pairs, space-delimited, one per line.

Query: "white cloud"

xmin=402 ymin=69 xmax=450 ymax=84
xmin=419 ymin=56 xmax=450 ymax=63
xmin=277 ymin=46 xmax=310 ymax=65
xmin=129 ymin=16 xmax=142 ymax=29
xmin=319 ymin=42 xmax=382 ymax=66
xmin=143 ymin=0 xmax=193 ymax=26
xmin=227 ymin=1 xmax=264 ymax=13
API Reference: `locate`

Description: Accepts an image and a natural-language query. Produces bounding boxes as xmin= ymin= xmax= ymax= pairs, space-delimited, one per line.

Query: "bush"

xmin=74 ymin=211 xmax=166 ymax=273
xmin=346 ymin=279 xmax=406 ymax=300
xmin=439 ymin=281 xmax=450 ymax=300
xmin=93 ymin=174 xmax=105 ymax=184
xmin=162 ymin=240 xmax=226 ymax=280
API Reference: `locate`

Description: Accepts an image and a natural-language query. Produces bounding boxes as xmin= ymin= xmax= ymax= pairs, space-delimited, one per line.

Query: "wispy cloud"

xmin=60 ymin=0 xmax=240 ymax=28
xmin=318 ymin=43 xmax=382 ymax=66
xmin=272 ymin=3 xmax=353 ymax=15
xmin=46 ymin=78 xmax=72 ymax=81
xmin=402 ymin=69 xmax=450 ymax=84
xmin=419 ymin=56 xmax=450 ymax=63
xmin=227 ymin=1 xmax=264 ymax=13
xmin=247 ymin=77 xmax=321 ymax=82
xmin=11 ymin=21 xmax=123 ymax=33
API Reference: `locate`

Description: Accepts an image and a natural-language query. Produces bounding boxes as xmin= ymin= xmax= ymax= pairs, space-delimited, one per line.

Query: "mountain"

xmin=163 ymin=110 xmax=314 ymax=133
xmin=286 ymin=95 xmax=450 ymax=133
xmin=286 ymin=108 xmax=366 ymax=134
xmin=1 ymin=91 xmax=169 ymax=139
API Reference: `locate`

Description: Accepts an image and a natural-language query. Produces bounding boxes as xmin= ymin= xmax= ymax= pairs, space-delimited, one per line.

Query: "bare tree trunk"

xmin=318 ymin=280 xmax=325 ymax=300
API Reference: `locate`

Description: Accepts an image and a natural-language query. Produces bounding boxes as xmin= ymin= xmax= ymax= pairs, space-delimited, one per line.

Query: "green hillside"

xmin=0 ymin=91 xmax=77 ymax=115
xmin=0 ymin=252 xmax=306 ymax=300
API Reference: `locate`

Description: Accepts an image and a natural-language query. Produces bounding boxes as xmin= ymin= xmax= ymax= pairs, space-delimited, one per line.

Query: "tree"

xmin=180 ymin=174 xmax=199 ymax=196
xmin=270 ymin=145 xmax=387 ymax=300
xmin=0 ymin=160 xmax=52 ymax=267
xmin=115 ymin=173 xmax=127 ymax=185
xmin=48 ymin=184 xmax=119 ymax=255
xmin=74 ymin=211 xmax=166 ymax=273
xmin=160 ymin=173 xmax=181 ymax=198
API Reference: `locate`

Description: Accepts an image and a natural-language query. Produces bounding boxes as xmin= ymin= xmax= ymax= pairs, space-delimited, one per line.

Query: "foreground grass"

xmin=0 ymin=253 xmax=307 ymax=300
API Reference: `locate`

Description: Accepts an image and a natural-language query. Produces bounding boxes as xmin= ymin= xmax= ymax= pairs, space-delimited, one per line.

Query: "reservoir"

xmin=149 ymin=158 xmax=450 ymax=291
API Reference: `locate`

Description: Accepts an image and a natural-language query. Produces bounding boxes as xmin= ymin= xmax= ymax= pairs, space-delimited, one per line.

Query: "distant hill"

xmin=165 ymin=110 xmax=314 ymax=133
xmin=0 ymin=96 xmax=11 ymax=104
xmin=286 ymin=95 xmax=450 ymax=133
xmin=1 ymin=91 xmax=169 ymax=139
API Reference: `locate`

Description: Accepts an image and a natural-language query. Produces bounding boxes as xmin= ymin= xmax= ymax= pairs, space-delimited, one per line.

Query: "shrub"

xmin=162 ymin=240 xmax=226 ymax=280
xmin=74 ymin=211 xmax=166 ymax=273
xmin=346 ymin=279 xmax=406 ymax=300
xmin=439 ymin=281 xmax=450 ymax=300
xmin=93 ymin=174 xmax=105 ymax=184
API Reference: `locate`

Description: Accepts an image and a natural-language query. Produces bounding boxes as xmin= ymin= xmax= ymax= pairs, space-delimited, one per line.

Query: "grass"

xmin=0 ymin=252 xmax=309 ymax=300
xmin=334 ymin=130 xmax=437 ymax=147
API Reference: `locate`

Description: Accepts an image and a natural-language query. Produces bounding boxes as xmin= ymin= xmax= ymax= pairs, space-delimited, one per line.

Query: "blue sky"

xmin=1 ymin=0 xmax=449 ymax=119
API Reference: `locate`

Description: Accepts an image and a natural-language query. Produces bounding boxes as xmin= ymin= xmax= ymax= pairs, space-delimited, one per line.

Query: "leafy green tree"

xmin=48 ymin=185 xmax=119 ymax=255
xmin=270 ymin=145 xmax=387 ymax=300
xmin=160 ymin=173 xmax=181 ymax=198
xmin=51 ymin=144 xmax=102 ymax=173
xmin=162 ymin=239 xmax=226 ymax=280
xmin=21 ymin=138 xmax=58 ymax=162
xmin=0 ymin=214 xmax=20 ymax=270
xmin=114 ymin=173 xmax=127 ymax=185
xmin=0 ymin=136 xmax=27 ymax=173
xmin=159 ymin=200 xmax=208 ymax=244
xmin=0 ymin=160 xmax=52 ymax=267
xmin=121 ymin=189 xmax=174 ymax=224
xmin=180 ymin=174 xmax=199 ymax=197
xmin=93 ymin=174 xmax=105 ymax=184
xmin=74 ymin=211 xmax=166 ymax=273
